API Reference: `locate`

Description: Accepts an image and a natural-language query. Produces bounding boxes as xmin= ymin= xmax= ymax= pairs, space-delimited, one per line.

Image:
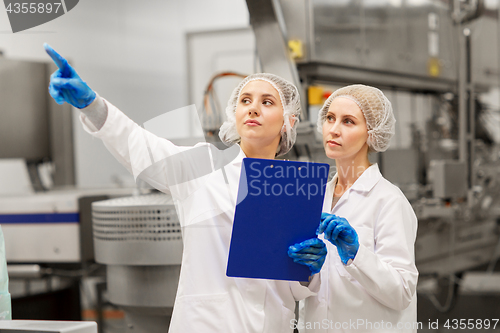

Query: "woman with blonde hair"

xmin=305 ymin=85 xmax=419 ymax=332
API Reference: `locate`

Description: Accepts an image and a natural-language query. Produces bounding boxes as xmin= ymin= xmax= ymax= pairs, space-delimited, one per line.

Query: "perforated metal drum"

xmin=92 ymin=193 xmax=182 ymax=266
xmin=92 ymin=193 xmax=182 ymax=331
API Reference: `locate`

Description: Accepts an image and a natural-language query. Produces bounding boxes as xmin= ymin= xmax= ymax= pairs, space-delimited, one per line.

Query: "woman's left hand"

xmin=288 ymin=238 xmax=327 ymax=274
xmin=317 ymin=212 xmax=359 ymax=265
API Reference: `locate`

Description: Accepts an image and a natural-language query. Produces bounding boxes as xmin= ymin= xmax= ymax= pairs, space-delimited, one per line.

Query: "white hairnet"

xmin=219 ymin=73 xmax=301 ymax=156
xmin=317 ymin=84 xmax=396 ymax=152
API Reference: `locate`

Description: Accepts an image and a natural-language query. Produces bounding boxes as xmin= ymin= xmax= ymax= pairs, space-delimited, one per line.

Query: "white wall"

xmin=0 ymin=0 xmax=249 ymax=188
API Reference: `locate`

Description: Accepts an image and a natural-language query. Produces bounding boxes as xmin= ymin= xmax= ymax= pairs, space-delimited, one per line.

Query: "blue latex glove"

xmin=44 ymin=43 xmax=96 ymax=109
xmin=317 ymin=212 xmax=359 ymax=265
xmin=288 ymin=238 xmax=327 ymax=275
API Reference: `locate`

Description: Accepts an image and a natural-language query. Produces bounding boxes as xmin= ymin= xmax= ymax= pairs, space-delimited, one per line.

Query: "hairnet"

xmin=219 ymin=73 xmax=301 ymax=156
xmin=317 ymin=84 xmax=396 ymax=152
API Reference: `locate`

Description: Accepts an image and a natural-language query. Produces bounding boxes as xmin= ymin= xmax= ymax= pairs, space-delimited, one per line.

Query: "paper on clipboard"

xmin=226 ymin=157 xmax=330 ymax=282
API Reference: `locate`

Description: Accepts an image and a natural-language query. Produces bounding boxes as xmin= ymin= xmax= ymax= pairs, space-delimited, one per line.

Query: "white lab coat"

xmin=301 ymin=164 xmax=418 ymax=333
xmin=80 ymin=97 xmax=319 ymax=333
xmin=0 ymin=226 xmax=11 ymax=320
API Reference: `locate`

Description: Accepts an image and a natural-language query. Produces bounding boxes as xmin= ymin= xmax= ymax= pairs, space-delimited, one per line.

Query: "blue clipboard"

xmin=227 ymin=158 xmax=330 ymax=282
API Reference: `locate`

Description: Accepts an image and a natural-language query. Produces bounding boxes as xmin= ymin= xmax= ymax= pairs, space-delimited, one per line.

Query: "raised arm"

xmin=44 ymin=44 xmax=239 ymax=198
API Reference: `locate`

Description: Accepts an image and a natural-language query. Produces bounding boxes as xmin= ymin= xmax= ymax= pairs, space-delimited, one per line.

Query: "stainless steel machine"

xmin=92 ymin=193 xmax=182 ymax=332
xmin=0 ymin=57 xmax=75 ymax=187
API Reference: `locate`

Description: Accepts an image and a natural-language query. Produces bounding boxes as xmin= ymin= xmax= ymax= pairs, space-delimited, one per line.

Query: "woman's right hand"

xmin=317 ymin=212 xmax=359 ymax=265
xmin=44 ymin=43 xmax=96 ymax=109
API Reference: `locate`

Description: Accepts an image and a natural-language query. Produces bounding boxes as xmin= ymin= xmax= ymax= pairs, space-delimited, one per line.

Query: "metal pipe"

xmin=7 ymin=264 xmax=42 ymax=279
xmin=245 ymin=0 xmax=305 ymax=119
xmin=465 ymin=30 xmax=475 ymax=189
xmin=457 ymin=27 xmax=468 ymax=165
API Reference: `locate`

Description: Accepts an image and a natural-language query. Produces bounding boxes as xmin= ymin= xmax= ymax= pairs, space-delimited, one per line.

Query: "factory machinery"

xmin=92 ymin=194 xmax=181 ymax=332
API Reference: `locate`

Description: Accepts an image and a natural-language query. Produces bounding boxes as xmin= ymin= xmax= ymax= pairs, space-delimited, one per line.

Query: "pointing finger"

xmin=44 ymin=43 xmax=69 ymax=74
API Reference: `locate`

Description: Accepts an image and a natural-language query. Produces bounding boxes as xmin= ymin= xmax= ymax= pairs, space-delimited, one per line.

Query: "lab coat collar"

xmin=231 ymin=144 xmax=246 ymax=167
xmin=349 ymin=163 xmax=382 ymax=193
xmin=331 ymin=163 xmax=382 ymax=195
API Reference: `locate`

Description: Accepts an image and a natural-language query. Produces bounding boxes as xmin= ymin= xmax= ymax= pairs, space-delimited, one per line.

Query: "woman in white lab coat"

xmin=302 ymin=85 xmax=419 ymax=332
xmin=44 ymin=44 xmax=327 ymax=333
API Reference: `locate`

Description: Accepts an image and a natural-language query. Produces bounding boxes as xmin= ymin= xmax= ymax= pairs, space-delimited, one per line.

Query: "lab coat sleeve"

xmin=344 ymin=195 xmax=418 ymax=311
xmin=80 ymin=95 xmax=108 ymax=130
xmin=79 ymin=95 xmax=214 ymax=199
xmin=289 ymin=273 xmax=321 ymax=301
